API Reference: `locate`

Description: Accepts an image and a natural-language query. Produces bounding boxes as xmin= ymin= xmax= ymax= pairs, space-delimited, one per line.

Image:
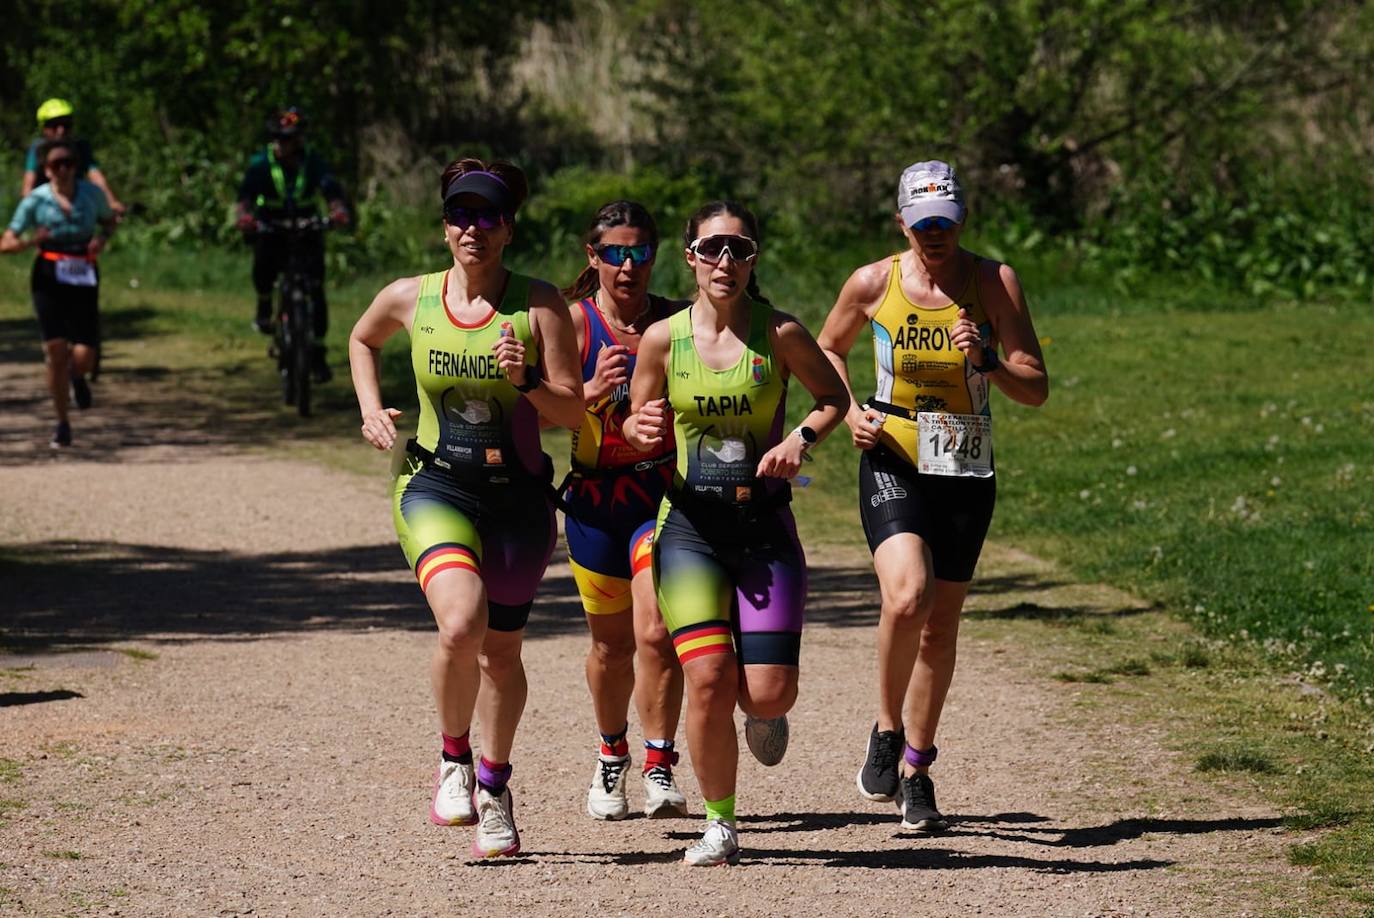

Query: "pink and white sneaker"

xmin=430 ymin=758 xmax=476 ymax=826
xmin=470 ymin=786 xmax=521 ymax=859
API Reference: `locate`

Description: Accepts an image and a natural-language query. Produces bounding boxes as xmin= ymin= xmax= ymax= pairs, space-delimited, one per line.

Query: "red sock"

xmin=441 ymin=731 xmax=471 ymax=763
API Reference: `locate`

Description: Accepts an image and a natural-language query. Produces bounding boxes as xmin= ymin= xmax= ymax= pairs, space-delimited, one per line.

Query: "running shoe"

xmin=253 ymin=304 xmax=273 ymax=335
xmin=586 ymin=752 xmax=631 ymax=821
xmin=50 ymin=420 xmax=71 ymax=449
xmin=684 ymin=819 xmax=741 ymax=866
xmin=471 ymin=786 xmax=521 ymax=858
xmin=743 ymin=714 xmax=789 ymax=766
xmin=430 ymin=758 xmax=476 ymax=826
xmin=899 ymin=771 xmax=948 ymax=833
xmin=70 ymin=375 xmax=92 ymax=410
xmin=642 ymin=764 xmax=688 ymax=818
xmin=856 ymin=723 xmax=904 ymax=802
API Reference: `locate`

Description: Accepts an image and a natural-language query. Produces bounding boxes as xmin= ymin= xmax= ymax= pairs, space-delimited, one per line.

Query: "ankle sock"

xmin=703 ymin=793 xmax=736 ymax=825
xmin=441 ymin=731 xmax=472 ymax=765
xmin=904 ymin=743 xmax=938 ymax=768
xmin=599 ymin=725 xmax=629 ymax=758
xmin=477 ymin=757 xmax=511 ymax=795
xmin=643 ymin=739 xmax=678 ymax=771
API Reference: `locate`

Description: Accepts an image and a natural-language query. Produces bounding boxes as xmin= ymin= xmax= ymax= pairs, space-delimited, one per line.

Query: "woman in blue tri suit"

xmin=560 ymin=201 xmax=690 ymax=821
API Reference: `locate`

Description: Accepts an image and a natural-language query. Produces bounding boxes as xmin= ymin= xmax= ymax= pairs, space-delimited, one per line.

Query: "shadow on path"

xmin=0 ymin=539 xmax=587 ymax=652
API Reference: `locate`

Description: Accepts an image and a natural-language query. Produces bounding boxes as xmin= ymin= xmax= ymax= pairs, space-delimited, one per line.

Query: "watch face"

xmin=797 ymin=425 xmax=817 ymax=444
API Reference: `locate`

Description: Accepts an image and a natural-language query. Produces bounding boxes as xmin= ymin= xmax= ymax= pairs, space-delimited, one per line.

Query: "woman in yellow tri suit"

xmin=348 ymin=158 xmax=583 ymax=859
xmin=625 ymin=200 xmax=848 ymax=865
xmin=818 ymin=161 xmax=1048 ymax=834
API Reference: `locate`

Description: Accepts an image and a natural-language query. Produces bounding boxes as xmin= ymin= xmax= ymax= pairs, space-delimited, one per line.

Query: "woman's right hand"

xmin=586 ymin=343 xmax=630 ymax=402
xmin=360 ymin=408 xmax=403 ymax=451
xmin=625 ymin=397 xmax=668 ymax=449
xmin=847 ymin=404 xmax=884 ymax=450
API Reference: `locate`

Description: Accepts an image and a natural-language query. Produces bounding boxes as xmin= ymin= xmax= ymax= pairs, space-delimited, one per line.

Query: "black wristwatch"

xmin=513 ymin=374 xmax=540 ymax=393
xmin=971 ymin=347 xmax=1001 ymax=374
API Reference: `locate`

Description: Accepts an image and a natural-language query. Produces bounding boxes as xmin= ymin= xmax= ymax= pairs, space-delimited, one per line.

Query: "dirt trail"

xmin=0 ymin=350 xmax=1311 ymax=916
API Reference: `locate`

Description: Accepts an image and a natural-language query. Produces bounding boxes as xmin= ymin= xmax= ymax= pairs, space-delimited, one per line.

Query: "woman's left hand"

xmin=755 ymin=435 xmax=808 ymax=479
xmin=493 ymin=321 xmax=528 ymax=387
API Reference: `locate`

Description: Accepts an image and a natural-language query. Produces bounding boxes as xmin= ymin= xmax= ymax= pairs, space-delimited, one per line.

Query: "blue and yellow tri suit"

xmin=562 ymin=296 xmax=677 ymax=615
xmin=393 ymin=269 xmax=557 ymax=630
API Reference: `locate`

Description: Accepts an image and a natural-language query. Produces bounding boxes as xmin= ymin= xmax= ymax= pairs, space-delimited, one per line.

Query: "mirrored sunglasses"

xmin=910 ymin=215 xmax=958 ymax=233
xmin=596 ymin=243 xmax=655 ymax=267
xmin=689 ymin=234 xmax=758 ymax=264
xmin=444 ymin=206 xmax=510 ymax=230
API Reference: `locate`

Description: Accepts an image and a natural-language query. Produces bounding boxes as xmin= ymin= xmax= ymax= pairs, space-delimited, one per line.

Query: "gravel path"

xmin=0 ymin=348 xmax=1312 ymax=916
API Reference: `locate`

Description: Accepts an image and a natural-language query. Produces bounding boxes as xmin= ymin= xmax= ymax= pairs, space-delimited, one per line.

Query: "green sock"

xmin=703 ymin=793 xmax=736 ymax=825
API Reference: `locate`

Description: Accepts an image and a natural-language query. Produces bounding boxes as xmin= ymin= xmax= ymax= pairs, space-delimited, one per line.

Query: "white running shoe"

xmin=430 ymin=758 xmax=476 ymax=826
xmin=684 ymin=819 xmax=741 ymax=866
xmin=586 ymin=753 xmax=631 ymax=821
xmin=642 ymin=764 xmax=688 ymax=818
xmin=743 ymin=714 xmax=789 ymax=766
xmin=471 ymin=786 xmax=521 ymax=858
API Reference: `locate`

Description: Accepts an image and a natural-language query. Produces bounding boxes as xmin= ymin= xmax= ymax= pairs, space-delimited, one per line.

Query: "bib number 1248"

xmin=916 ymin=412 xmax=993 ymax=478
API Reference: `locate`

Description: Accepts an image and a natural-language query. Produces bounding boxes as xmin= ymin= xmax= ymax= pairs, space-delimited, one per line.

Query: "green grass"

xmin=117 ymin=647 xmax=159 ymax=661
xmin=0 ymin=759 xmax=19 ymax=784
xmin=43 ymin=850 xmax=81 ymax=860
xmin=1196 ymin=747 xmax=1278 ymax=774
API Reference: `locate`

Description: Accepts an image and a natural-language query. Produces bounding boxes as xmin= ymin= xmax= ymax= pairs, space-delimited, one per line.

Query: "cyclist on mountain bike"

xmin=235 ymin=106 xmax=349 ymax=381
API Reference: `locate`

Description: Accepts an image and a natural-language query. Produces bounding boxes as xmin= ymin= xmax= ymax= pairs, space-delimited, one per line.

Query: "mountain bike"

xmin=257 ymin=214 xmax=330 ymax=417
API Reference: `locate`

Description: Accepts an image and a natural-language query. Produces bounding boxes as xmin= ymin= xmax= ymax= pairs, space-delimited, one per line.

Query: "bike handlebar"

xmin=253 ymin=214 xmax=334 ymax=235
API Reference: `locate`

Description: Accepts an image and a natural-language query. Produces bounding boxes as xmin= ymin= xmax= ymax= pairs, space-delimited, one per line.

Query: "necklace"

xmin=598 ymin=292 xmax=651 ymax=334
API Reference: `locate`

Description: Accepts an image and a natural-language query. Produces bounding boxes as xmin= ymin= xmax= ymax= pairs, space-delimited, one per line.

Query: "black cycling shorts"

xmin=31 ymin=257 xmax=99 ymax=345
xmin=858 ymin=446 xmax=996 ymax=583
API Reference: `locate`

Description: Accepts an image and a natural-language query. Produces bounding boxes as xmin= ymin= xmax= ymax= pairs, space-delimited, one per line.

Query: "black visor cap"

xmin=443 ymin=172 xmax=516 ymax=213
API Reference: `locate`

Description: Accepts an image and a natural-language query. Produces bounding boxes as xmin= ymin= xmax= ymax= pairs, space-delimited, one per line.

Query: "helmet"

xmin=266 ymin=107 xmax=306 ymax=138
xmin=36 ymin=98 xmax=75 ymax=126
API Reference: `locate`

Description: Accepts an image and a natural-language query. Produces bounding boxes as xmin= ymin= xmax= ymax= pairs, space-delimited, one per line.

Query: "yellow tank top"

xmin=870 ymin=254 xmax=995 ymax=467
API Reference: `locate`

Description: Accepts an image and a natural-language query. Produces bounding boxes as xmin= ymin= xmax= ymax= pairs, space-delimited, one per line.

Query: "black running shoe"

xmin=899 ymin=772 xmax=948 ymax=833
xmin=856 ymin=723 xmax=904 ymax=802
xmin=70 ymin=375 xmax=92 ymax=410
xmin=50 ymin=420 xmax=72 ymax=449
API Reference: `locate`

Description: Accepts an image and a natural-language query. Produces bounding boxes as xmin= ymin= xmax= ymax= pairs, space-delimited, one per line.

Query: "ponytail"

xmin=561 ymin=265 xmax=599 ymax=303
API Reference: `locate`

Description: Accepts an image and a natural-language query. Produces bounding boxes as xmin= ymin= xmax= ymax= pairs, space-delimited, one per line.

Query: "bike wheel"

xmin=278 ymin=298 xmax=295 ymax=406
xmin=292 ymin=297 xmax=312 ymax=418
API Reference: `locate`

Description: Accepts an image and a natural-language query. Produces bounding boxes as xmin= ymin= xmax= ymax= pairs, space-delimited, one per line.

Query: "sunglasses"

xmin=43 ymin=118 xmax=73 ymax=131
xmin=596 ymin=243 xmax=655 ymax=267
xmin=444 ymin=206 xmax=510 ymax=230
xmin=46 ymin=158 xmax=76 ymax=170
xmin=910 ymin=216 xmax=959 ymax=232
xmin=689 ymin=234 xmax=758 ymax=264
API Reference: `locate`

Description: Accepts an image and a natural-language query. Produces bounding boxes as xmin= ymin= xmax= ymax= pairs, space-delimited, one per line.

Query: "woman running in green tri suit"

xmin=348 ymin=158 xmax=583 ymax=859
xmin=818 ymin=160 xmax=1048 ymax=834
xmin=559 ymin=201 xmax=691 ymax=821
xmin=624 ymin=200 xmax=848 ymax=866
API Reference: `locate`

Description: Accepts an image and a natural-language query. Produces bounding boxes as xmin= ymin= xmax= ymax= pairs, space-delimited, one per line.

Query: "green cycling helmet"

xmin=36 ymin=98 xmax=75 ymax=126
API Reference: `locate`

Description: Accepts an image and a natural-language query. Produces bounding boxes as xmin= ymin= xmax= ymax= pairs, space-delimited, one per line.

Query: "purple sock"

xmin=477 ymin=756 xmax=512 ymax=795
xmin=904 ymin=743 xmax=938 ymax=768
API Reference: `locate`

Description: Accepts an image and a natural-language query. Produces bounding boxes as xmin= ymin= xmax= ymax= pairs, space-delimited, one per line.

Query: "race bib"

xmin=917 ymin=412 xmax=993 ymax=478
xmin=54 ymin=258 xmax=97 ymax=287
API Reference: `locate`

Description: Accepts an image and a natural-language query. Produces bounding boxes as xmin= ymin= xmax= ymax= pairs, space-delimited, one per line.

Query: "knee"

xmin=589 ymin=633 xmax=635 ymax=670
xmin=883 ymin=584 xmax=934 ymax=624
xmin=42 ymin=340 xmax=67 ymax=366
xmin=738 ymin=676 xmax=797 ymax=719
xmin=434 ymin=613 xmax=483 ymax=660
xmin=479 ymin=644 xmax=524 ymax=683
xmin=919 ymin=617 xmax=960 ymax=658
xmin=686 ymin=659 xmax=738 ymax=714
